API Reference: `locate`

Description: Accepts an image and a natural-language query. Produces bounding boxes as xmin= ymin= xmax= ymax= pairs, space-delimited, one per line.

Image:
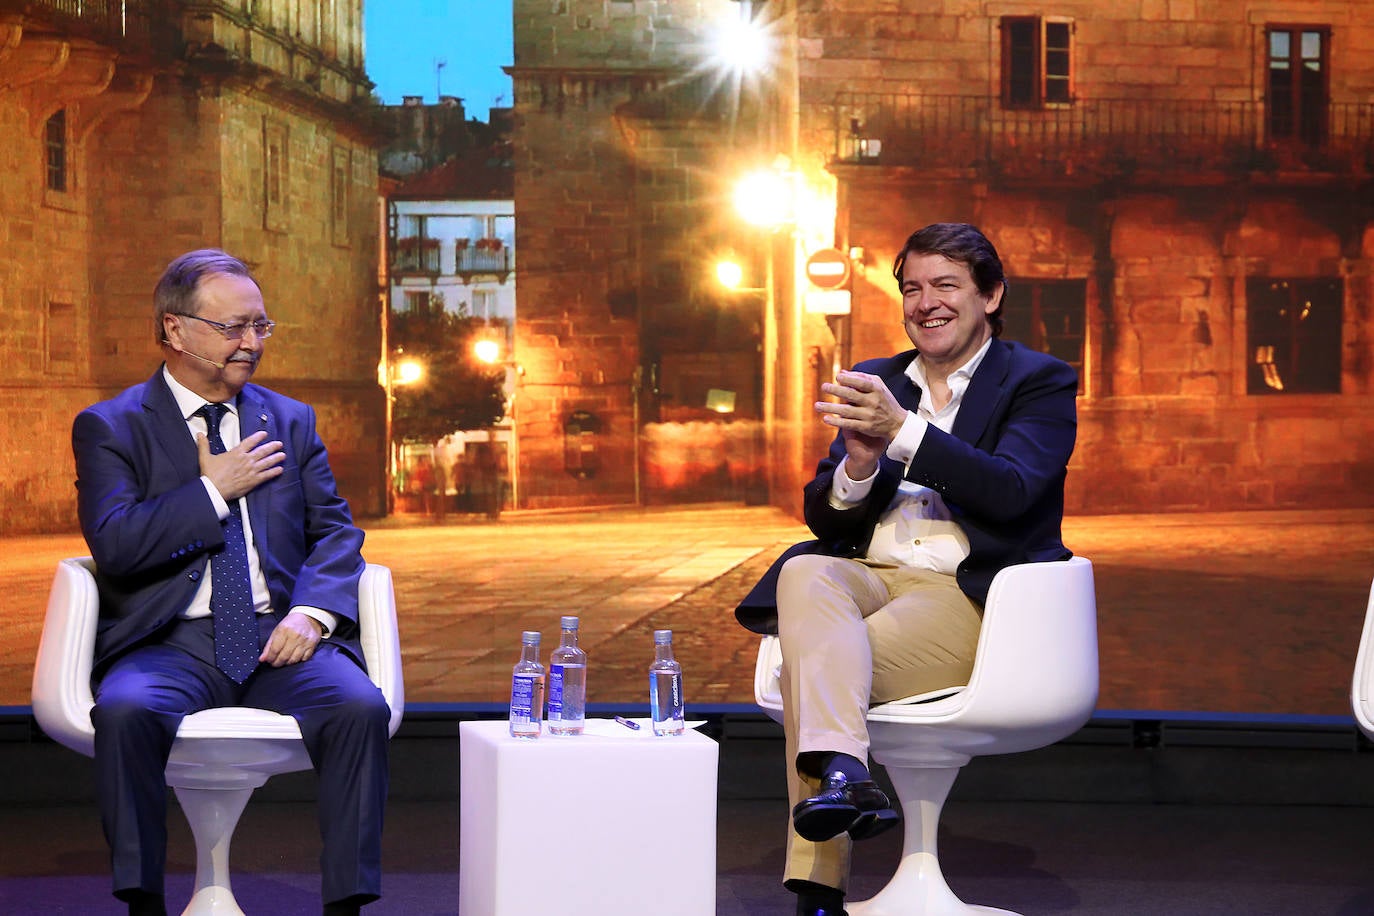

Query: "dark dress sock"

xmin=813 ymin=752 xmax=868 ymax=780
xmin=799 ymin=750 xmax=869 ymax=782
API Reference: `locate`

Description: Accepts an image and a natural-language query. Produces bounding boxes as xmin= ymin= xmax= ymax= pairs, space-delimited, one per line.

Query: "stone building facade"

xmin=804 ymin=0 xmax=1374 ymax=513
xmin=513 ymin=0 xmax=1374 ymax=516
xmin=512 ymin=0 xmax=827 ymax=514
xmin=0 ymin=0 xmax=384 ymax=535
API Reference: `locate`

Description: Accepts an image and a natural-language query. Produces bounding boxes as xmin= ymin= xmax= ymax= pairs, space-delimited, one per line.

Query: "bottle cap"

xmin=653 ymin=629 xmax=673 ymax=645
xmin=560 ymin=616 xmax=579 ymax=629
xmin=521 ymin=630 xmax=541 ymax=646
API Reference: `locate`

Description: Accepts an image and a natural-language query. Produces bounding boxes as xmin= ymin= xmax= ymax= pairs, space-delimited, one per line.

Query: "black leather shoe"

xmin=792 ymin=770 xmax=900 ymax=842
xmin=788 ymin=878 xmax=846 ymax=915
xmin=120 ymin=891 xmax=167 ymax=916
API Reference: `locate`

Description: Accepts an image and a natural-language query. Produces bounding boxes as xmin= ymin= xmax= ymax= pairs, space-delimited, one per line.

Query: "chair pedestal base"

xmin=173 ymin=785 xmax=253 ymax=916
xmin=847 ymin=766 xmax=1020 ymax=916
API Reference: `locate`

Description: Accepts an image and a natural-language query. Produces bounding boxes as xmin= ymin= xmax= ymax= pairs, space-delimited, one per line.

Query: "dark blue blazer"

xmin=72 ymin=368 xmax=366 ymax=677
xmin=736 ymin=338 xmax=1078 ymax=634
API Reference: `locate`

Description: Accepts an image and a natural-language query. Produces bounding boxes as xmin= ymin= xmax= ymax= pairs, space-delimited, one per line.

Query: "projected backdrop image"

xmin=6 ymin=504 xmax=1373 ymax=721
xmin=5 ymin=3 xmax=1374 ymax=727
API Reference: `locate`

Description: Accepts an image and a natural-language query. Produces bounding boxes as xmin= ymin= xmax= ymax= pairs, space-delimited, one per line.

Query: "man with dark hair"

xmin=73 ymin=249 xmax=389 ymax=916
xmin=737 ymin=223 xmax=1079 ymax=915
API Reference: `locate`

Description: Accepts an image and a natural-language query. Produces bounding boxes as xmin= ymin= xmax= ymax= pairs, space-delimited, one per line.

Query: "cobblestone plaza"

xmin=4 ymin=504 xmax=1372 ymax=719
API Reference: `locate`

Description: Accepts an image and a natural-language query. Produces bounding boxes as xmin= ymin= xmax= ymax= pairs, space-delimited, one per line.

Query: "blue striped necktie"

xmin=199 ymin=403 xmax=259 ymax=683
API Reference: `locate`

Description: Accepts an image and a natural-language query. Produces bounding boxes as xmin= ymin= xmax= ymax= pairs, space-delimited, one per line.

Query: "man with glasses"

xmin=71 ymin=249 xmax=389 ymax=916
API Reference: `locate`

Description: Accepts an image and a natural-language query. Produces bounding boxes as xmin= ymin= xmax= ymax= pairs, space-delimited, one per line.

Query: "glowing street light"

xmin=702 ymin=0 xmax=784 ymax=116
xmin=473 ymin=338 xmax=502 ymax=365
xmin=709 ymin=8 xmax=773 ymax=77
xmin=716 ymin=256 xmax=769 ymax=295
xmin=381 ymin=350 xmax=426 ymax=516
xmin=733 ymin=166 xmax=794 ymax=229
xmin=716 ymin=258 xmax=745 ymax=290
xmin=394 ymin=356 xmax=425 ymax=385
xmin=468 ymin=333 xmax=523 ymax=509
xmin=726 ymin=158 xmax=809 ymax=510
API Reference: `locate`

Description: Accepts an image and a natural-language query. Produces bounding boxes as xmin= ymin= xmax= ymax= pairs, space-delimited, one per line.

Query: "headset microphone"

xmin=183 ymin=349 xmax=228 ymax=369
xmin=162 ymin=339 xmax=227 ymax=369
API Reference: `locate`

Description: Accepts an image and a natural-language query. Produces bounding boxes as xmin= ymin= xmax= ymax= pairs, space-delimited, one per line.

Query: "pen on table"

xmin=614 ymin=715 xmax=641 ymax=730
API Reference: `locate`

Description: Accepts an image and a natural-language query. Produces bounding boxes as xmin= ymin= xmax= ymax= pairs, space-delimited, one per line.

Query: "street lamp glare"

xmin=733 ymin=169 xmax=792 ymax=228
xmin=710 ymin=13 xmax=771 ymax=76
xmin=395 ymin=358 xmax=424 ymax=385
xmin=473 ymin=338 xmax=502 ymax=365
xmin=715 ymin=259 xmax=745 ymax=290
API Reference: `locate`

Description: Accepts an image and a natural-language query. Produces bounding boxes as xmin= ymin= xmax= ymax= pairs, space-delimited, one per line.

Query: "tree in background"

xmin=390 ymin=294 xmax=507 ymax=444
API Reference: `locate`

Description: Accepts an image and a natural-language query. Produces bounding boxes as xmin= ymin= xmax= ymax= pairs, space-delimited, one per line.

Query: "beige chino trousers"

xmin=776 ymin=553 xmax=983 ymax=891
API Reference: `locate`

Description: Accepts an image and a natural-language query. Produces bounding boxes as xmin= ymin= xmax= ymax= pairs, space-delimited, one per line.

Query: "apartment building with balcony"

xmin=0 ymin=0 xmax=385 ymax=533
xmin=386 ymin=145 xmax=515 ymax=336
xmin=383 ymin=142 xmax=518 ymax=511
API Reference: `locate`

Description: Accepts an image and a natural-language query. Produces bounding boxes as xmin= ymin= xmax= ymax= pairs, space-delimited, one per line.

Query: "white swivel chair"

xmin=1350 ymin=577 xmax=1374 ymax=740
xmin=754 ymin=557 xmax=1098 ymax=916
xmin=31 ymin=557 xmax=405 ymax=916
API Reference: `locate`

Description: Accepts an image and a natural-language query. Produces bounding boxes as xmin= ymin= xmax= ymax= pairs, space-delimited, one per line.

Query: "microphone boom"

xmin=161 ymin=338 xmax=229 ymax=370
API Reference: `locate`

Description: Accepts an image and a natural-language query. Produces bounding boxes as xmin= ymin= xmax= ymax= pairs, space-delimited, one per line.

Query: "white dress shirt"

xmin=163 ymin=368 xmax=337 ymax=637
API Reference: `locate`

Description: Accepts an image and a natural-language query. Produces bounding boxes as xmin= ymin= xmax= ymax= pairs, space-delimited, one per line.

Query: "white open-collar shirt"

xmin=830 ymin=338 xmax=993 ymax=575
xmin=163 ymin=367 xmax=337 ymax=636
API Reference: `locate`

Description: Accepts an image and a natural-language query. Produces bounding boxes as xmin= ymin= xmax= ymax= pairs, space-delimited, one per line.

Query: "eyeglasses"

xmin=176 ymin=314 xmax=276 ymax=340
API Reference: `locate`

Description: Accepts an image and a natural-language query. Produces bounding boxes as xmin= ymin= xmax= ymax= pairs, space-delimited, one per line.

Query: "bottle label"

xmin=510 ymin=673 xmax=537 ymax=722
xmin=650 ymin=670 xmax=685 ymax=735
xmin=547 ymin=664 xmax=565 ymax=719
xmin=651 ymin=672 xmax=684 ymax=719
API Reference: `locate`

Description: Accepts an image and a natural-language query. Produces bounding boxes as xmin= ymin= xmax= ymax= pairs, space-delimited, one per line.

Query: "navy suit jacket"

xmin=72 ymin=367 xmax=366 ymax=678
xmin=736 ymin=338 xmax=1078 ymax=634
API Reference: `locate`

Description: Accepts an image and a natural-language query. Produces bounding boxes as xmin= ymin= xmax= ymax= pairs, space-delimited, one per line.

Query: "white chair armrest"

xmin=753 ymin=634 xmax=784 ymax=718
xmin=1351 ymin=578 xmax=1374 ymax=739
xmin=358 ymin=563 xmax=405 ymax=737
xmin=936 ymin=557 xmax=1099 ymax=733
xmin=31 ymin=557 xmax=100 ymax=757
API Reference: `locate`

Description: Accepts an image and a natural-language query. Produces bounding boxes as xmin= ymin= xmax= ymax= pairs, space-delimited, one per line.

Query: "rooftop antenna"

xmin=435 ymin=58 xmax=447 ymax=101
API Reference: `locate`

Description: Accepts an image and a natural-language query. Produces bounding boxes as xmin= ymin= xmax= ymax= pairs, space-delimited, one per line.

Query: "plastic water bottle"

xmin=649 ymin=629 xmax=685 ymax=736
xmin=547 ymin=616 xmax=587 ymax=736
xmin=509 ymin=630 xmax=545 ymax=738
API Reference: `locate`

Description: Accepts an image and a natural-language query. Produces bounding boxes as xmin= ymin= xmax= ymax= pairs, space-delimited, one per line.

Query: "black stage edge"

xmin=4 ymin=705 xmax=1374 ymax=810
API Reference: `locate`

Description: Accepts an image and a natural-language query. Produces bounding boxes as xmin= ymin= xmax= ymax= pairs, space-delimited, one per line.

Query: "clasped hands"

xmin=815 ymin=370 xmax=907 ymax=480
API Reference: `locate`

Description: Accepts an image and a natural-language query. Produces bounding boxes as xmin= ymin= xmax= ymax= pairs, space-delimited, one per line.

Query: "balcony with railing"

xmin=830 ymin=93 xmax=1374 ymax=181
xmin=455 ymin=238 xmax=512 ymax=283
xmin=1 ymin=0 xmax=179 ymax=57
xmin=392 ymin=237 xmax=441 ymax=276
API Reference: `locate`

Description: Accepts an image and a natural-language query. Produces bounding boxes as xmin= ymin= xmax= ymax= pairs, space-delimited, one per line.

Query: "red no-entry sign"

xmin=805 ymin=247 xmax=850 ymax=289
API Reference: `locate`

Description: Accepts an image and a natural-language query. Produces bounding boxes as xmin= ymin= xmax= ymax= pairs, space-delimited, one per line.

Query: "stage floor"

xmin=4 ymin=705 xmax=1374 ymax=914
xmin=3 ymin=793 xmax=1372 ymax=914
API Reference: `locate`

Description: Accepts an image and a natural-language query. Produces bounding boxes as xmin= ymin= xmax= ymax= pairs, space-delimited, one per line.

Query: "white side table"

xmin=458 ymin=718 xmax=718 ymax=916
